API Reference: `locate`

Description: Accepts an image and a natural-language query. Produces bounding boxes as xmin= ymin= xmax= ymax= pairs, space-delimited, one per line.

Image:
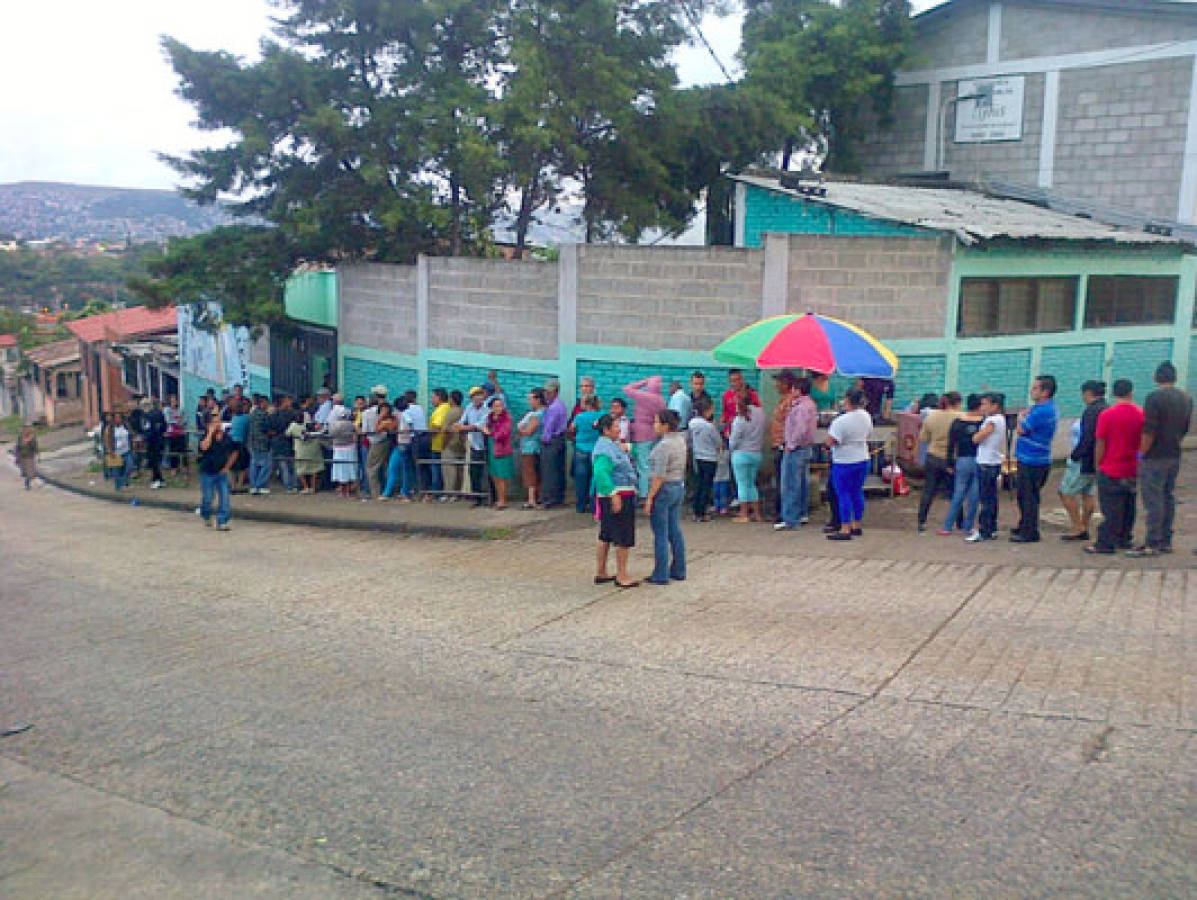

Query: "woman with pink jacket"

xmin=622 ymin=375 xmax=665 ymax=500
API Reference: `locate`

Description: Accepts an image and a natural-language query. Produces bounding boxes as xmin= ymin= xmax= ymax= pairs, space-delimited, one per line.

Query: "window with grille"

xmin=958 ymin=277 xmax=1078 ymax=336
xmin=1084 ymin=276 xmax=1177 ymax=327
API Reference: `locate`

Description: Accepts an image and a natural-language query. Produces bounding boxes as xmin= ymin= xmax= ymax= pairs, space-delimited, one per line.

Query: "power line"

xmin=680 ymin=1 xmax=734 ymax=83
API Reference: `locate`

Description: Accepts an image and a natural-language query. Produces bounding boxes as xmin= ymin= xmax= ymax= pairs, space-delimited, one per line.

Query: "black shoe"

xmin=917 ymin=523 xmax=926 ymax=533
xmin=1009 ymin=533 xmax=1039 ymax=543
xmin=826 ymin=532 xmax=852 ymax=541
xmin=1084 ymin=544 xmax=1115 ymax=555
xmin=850 ymin=527 xmax=863 ymax=537
xmin=1060 ymin=532 xmax=1089 ymax=542
xmin=822 ymin=524 xmax=839 ymax=534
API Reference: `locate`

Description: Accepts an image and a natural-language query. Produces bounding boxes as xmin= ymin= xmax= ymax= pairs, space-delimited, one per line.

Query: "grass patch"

xmin=480 ymin=526 xmax=515 ymax=540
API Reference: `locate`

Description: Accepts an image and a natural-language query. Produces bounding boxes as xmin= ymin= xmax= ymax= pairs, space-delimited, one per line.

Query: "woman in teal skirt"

xmin=484 ymin=396 xmax=515 ymax=509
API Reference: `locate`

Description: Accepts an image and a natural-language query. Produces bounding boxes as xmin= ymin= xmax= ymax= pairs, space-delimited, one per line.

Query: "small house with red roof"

xmin=67 ymin=305 xmax=177 ymax=428
xmin=0 ymin=334 xmax=19 ymax=417
xmin=19 ymin=339 xmax=83 ymax=426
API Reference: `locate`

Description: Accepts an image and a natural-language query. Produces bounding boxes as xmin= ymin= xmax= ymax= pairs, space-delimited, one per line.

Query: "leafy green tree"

xmin=741 ymin=0 xmax=913 ymax=172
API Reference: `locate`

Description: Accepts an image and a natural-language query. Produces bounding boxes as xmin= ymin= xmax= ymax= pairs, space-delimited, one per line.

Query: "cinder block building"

xmin=855 ymin=0 xmax=1197 ymax=225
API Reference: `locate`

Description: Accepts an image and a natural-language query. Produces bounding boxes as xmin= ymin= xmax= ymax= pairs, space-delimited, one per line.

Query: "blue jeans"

xmin=275 ymin=457 xmax=297 ymax=491
xmin=831 ymin=460 xmax=868 ymax=524
xmin=731 ymin=451 xmax=762 ymax=502
xmin=977 ymin=463 xmax=1001 ymax=538
xmin=114 ymin=451 xmax=136 ymax=489
xmin=573 ymin=451 xmax=593 ymax=513
xmin=425 ymin=451 xmax=443 ymax=492
xmin=250 ymin=449 xmax=272 ymax=490
xmin=649 ymin=482 xmax=686 ymax=582
xmin=200 ymin=471 xmax=231 ymax=525
xmin=943 ymin=456 xmax=980 ymax=532
xmin=384 ymin=444 xmax=416 ymax=498
xmin=779 ymin=446 xmax=811 ymax=526
xmin=713 ymin=480 xmax=732 ymax=512
xmin=633 ymin=440 xmax=655 ymax=498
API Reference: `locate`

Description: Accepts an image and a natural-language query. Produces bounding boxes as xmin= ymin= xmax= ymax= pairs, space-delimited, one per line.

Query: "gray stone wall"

xmin=249 ymin=325 xmax=270 ymax=367
xmin=785 ymin=235 xmax=953 ymax=340
xmin=855 ymin=85 xmax=931 ymax=175
xmin=943 ymin=73 xmax=1045 ymax=186
xmin=1001 ymin=2 xmax=1197 ymax=59
xmin=338 ymin=263 xmax=418 ymax=354
xmin=427 ymin=257 xmax=559 ymax=359
xmin=576 ymin=246 xmax=764 ymax=351
xmin=1055 ymin=57 xmax=1191 ymax=220
xmin=912 ymin=3 xmax=989 ymax=69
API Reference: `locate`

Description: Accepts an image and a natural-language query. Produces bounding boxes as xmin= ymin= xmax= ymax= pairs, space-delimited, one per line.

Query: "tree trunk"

xmin=514 ymin=170 xmax=540 ymax=257
xmin=449 ymin=174 xmax=462 ymax=257
xmin=780 ymin=137 xmax=795 ymax=171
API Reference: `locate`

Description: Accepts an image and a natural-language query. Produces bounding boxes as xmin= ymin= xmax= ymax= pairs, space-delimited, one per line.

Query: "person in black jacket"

xmin=1059 ymin=380 xmax=1107 ymax=541
xmin=142 ymin=398 xmax=168 ymax=489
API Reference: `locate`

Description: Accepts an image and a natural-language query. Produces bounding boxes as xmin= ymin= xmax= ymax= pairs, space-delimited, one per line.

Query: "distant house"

xmin=67 ymin=305 xmax=176 ymax=428
xmin=19 ymin=339 xmax=83 ymax=427
xmin=0 ymin=334 xmax=19 ymax=417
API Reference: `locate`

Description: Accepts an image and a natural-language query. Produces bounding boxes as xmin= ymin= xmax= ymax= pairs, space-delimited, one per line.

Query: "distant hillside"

xmin=0 ymin=181 xmax=235 ymax=243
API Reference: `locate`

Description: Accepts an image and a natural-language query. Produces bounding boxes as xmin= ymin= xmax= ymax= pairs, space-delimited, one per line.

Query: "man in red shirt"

xmin=1087 ymin=378 xmax=1145 ymax=555
xmin=720 ymin=369 xmax=761 ymax=436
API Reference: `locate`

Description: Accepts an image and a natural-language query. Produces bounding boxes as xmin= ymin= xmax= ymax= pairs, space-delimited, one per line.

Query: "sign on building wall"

xmin=954 ymin=76 xmax=1025 ymax=143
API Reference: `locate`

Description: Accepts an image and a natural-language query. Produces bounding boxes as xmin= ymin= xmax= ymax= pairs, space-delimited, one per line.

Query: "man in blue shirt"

xmin=1011 ymin=374 xmax=1059 ymax=543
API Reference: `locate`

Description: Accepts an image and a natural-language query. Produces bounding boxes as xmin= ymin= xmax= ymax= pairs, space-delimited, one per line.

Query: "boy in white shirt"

xmin=969 ymin=392 xmax=1007 ymax=542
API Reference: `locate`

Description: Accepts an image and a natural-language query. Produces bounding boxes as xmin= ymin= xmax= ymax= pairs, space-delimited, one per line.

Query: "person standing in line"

xmin=1059 ymin=381 xmax=1107 ymax=541
xmin=720 ymin=368 xmax=760 ymax=507
xmin=858 ymin=376 xmax=895 ymax=422
xmin=425 ymin=387 xmax=452 ymax=498
xmin=141 ymin=398 xmax=167 ymax=489
xmin=689 ymin=370 xmax=712 ymax=412
xmin=329 ymin=406 xmax=359 ymax=498
xmin=768 ymin=371 xmax=797 ymax=524
xmin=1010 ymin=375 xmax=1059 ymax=543
xmin=400 ymin=390 xmax=427 ymax=494
xmin=313 ymin=387 xmax=334 ymax=428
xmin=288 ymin=403 xmax=324 ymax=494
xmin=570 ymin=395 xmax=603 ymax=513
xmin=163 ymin=395 xmax=186 ymax=478
xmin=917 ymin=392 xmax=962 ymax=532
xmin=366 ymin=401 xmax=397 ymax=498
xmin=688 ymin=398 xmax=720 ymax=522
xmin=358 ymin=387 xmax=386 ymax=498
xmin=458 ymin=386 xmax=492 ymax=505
xmin=15 ymin=425 xmax=38 ymax=489
xmin=969 ymin=392 xmax=1007 ymax=542
xmin=645 ymin=410 xmax=687 ymax=585
xmin=539 ymin=380 xmax=568 ymax=507
xmin=1086 ymin=379 xmax=1145 ymax=555
xmin=517 ymin=388 xmax=546 ymax=508
xmin=438 ymin=391 xmax=465 ymax=501
xmin=825 ymin=389 xmax=873 ymax=541
xmin=775 ymin=376 xmax=817 ymax=531
xmin=198 ymin=411 xmax=238 ymax=530
xmin=729 ymin=394 xmax=766 ymax=523
xmin=940 ymin=394 xmax=985 ymax=536
xmin=810 ymin=372 xmax=835 ymax=413
xmin=1128 ymin=362 xmax=1192 ymax=556
xmin=591 ymin=414 xmax=639 ymax=588
xmin=623 ymin=375 xmax=666 ymax=501
xmin=608 ymin=397 xmax=631 ymax=445
xmin=570 ymin=376 xmax=597 ymax=419
xmin=108 ymin=411 xmax=134 ymax=490
xmin=483 ymin=395 xmax=514 ymax=509
xmin=382 ymin=397 xmax=416 ymax=502
xmin=667 ymin=380 xmax=693 ymax=432
xmin=269 ymin=395 xmax=299 ymax=492
xmin=228 ymin=397 xmax=252 ymax=492
xmin=247 ymin=394 xmax=273 ymax=495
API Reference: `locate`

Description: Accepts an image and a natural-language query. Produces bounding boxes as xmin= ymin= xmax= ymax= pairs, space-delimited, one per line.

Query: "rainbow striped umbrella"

xmin=713 ymin=313 xmax=899 ymax=378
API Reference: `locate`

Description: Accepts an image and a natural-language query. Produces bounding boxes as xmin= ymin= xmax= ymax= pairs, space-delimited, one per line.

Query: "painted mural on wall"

xmin=178 ymin=303 xmax=251 ymax=390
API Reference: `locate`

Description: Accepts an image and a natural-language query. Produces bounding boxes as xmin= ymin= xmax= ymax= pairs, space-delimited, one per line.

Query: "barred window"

xmin=958 ymin=277 xmax=1077 ymax=336
xmin=1084 ymin=276 xmax=1177 ymax=327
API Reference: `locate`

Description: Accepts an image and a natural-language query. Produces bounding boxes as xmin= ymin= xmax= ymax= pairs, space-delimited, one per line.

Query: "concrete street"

xmin=1 ymin=460 xmax=1193 ymax=897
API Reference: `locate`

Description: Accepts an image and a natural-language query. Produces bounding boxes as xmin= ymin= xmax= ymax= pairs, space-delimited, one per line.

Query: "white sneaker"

xmin=217 ymin=523 xmax=231 ymax=531
xmin=248 ymin=487 xmax=260 ymax=495
xmin=965 ymin=530 xmax=983 ymax=543
xmin=150 ymin=480 xmax=164 ymax=489
xmin=799 ymin=516 xmax=810 ymax=524
xmin=773 ymin=522 xmax=797 ymax=531
xmin=258 ymin=488 xmax=270 ymax=495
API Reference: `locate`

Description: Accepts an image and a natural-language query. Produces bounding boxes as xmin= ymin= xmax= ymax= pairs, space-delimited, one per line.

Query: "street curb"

xmin=40 ymin=474 xmax=521 ymax=541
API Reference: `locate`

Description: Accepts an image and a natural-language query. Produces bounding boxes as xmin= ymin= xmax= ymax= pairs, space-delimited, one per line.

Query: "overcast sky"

xmin=0 ymin=0 xmax=948 ymax=191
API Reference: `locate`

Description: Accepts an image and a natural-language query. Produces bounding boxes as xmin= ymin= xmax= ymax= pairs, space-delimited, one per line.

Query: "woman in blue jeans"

xmin=381 ymin=400 xmax=416 ymax=501
xmin=645 ymin=410 xmax=688 ymax=585
xmin=729 ymin=395 xmax=766 ymax=523
xmin=941 ymin=394 xmax=985 ymax=536
xmin=826 ymin=389 xmax=873 ymax=541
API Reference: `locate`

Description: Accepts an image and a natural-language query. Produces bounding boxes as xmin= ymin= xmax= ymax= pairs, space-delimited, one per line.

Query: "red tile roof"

xmin=67 ymin=305 xmax=176 ymax=343
xmin=0 ymin=334 xmax=16 ymax=348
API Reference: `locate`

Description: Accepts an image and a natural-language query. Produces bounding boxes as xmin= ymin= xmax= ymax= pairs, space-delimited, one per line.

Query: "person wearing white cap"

xmin=314 ymin=388 xmax=334 ymax=428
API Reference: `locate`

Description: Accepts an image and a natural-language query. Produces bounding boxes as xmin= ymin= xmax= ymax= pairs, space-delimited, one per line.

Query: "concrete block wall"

xmin=1055 ymin=58 xmax=1191 ymax=222
xmin=854 ymin=85 xmax=932 ymax=176
xmin=913 ymin=2 xmax=988 ymax=69
xmin=785 ymin=235 xmax=953 ymax=340
xmin=1002 ymin=3 xmax=1197 ymax=59
xmin=1040 ymin=343 xmax=1105 ymax=416
xmin=1111 ymin=339 xmax=1175 ymax=400
xmin=339 ymin=263 xmax=418 ymax=355
xmin=426 ymin=362 xmax=554 ymax=423
xmin=576 ymin=246 xmax=764 ymax=352
xmin=428 ymin=257 xmax=558 ymax=360
xmin=341 ymin=357 xmax=419 ymax=406
xmin=958 ymin=349 xmax=1033 ymax=407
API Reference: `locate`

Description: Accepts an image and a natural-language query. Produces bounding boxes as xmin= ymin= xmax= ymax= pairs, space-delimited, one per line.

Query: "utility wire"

xmin=680 ymin=1 xmax=734 ymax=83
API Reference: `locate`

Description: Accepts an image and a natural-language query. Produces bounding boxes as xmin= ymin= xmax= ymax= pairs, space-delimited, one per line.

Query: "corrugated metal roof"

xmin=66 ymin=305 xmax=176 ymax=343
xmin=731 ymin=175 xmax=1189 ymax=247
xmin=24 ymin=339 xmax=80 ymax=368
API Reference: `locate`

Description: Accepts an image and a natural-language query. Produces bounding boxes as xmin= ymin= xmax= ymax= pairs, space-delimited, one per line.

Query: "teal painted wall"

xmin=1189 ymin=336 xmax=1197 ymax=393
xmin=958 ymin=350 xmax=1033 ymax=406
xmin=181 ymin=372 xmax=223 ymax=426
xmin=341 ymin=356 xmax=419 ymax=404
xmin=248 ymin=363 xmax=271 ymax=399
xmin=893 ymin=355 xmax=947 ymax=407
xmin=1111 ymin=339 xmax=1174 ymax=399
xmin=579 ymin=359 xmax=761 ymax=421
xmin=741 ymin=183 xmax=926 ymax=248
xmin=284 ymin=271 xmax=338 ymax=328
xmin=1040 ymin=344 xmax=1105 ymax=415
